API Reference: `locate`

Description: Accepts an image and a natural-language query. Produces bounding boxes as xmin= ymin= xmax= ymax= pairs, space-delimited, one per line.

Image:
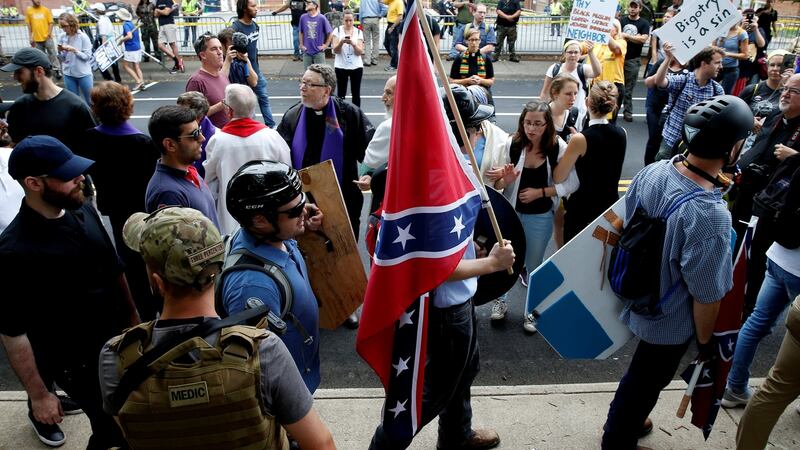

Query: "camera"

xmin=232 ymin=32 xmax=249 ymax=55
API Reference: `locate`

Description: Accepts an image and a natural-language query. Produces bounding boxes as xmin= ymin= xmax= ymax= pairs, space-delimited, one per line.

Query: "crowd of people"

xmin=0 ymin=0 xmax=799 ymax=449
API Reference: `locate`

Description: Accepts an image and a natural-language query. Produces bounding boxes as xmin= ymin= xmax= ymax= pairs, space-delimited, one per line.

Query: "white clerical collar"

xmin=588 ymin=118 xmax=609 ymax=126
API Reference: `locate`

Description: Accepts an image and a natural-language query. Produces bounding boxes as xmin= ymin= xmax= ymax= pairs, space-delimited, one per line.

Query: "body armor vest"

xmin=109 ymin=322 xmax=289 ymax=450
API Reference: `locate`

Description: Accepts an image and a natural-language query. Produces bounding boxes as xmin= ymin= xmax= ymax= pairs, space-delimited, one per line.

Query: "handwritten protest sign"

xmin=565 ymin=0 xmax=617 ymax=45
xmin=94 ymin=40 xmax=123 ymax=72
xmin=653 ymin=0 xmax=740 ymax=65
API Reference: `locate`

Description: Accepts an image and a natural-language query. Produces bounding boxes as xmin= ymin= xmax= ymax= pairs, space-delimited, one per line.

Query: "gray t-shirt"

xmin=99 ymin=318 xmax=314 ymax=425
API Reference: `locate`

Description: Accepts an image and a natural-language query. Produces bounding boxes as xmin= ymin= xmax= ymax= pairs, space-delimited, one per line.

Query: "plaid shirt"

xmin=621 ymin=159 xmax=732 ymax=345
xmin=661 ymin=72 xmax=724 ymax=149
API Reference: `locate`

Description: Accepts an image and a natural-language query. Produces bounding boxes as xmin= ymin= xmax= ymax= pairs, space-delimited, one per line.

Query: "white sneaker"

xmin=490 ymin=299 xmax=508 ymax=321
xmin=523 ymin=314 xmax=538 ymax=334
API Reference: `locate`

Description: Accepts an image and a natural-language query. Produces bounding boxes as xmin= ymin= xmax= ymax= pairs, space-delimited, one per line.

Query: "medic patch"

xmin=168 ymin=381 xmax=210 ymax=407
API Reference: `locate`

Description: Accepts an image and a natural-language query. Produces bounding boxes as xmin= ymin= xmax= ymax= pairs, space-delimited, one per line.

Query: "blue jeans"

xmin=602 ymin=338 xmax=691 ymax=450
xmin=64 ymin=74 xmax=93 ymax=104
xmin=519 ymin=211 xmax=553 ymax=281
xmin=719 ymin=67 xmax=739 ymax=94
xmin=292 ymin=24 xmax=300 ymax=57
xmin=369 ymin=300 xmax=479 ymax=449
xmin=254 ymin=74 xmax=275 ymax=128
xmin=727 ymin=258 xmax=800 ymax=394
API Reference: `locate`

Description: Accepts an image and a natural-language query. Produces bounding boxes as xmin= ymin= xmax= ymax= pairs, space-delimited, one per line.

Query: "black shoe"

xmin=57 ymin=394 xmax=82 ymax=415
xmin=27 ymin=412 xmax=65 ymax=447
xmin=639 ymin=417 xmax=653 ymax=438
xmin=509 ymin=56 xmax=520 ymax=63
xmin=343 ymin=312 xmax=359 ymax=329
xmin=170 ymin=64 xmax=179 ymax=74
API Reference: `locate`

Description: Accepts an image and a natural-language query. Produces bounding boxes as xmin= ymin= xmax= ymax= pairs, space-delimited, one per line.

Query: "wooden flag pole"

xmin=414 ymin=1 xmax=512 ymax=274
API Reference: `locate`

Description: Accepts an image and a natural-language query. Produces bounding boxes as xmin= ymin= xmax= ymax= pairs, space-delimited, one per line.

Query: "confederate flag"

xmin=355 ymin=0 xmax=482 ymax=440
xmin=680 ymin=224 xmax=751 ymax=439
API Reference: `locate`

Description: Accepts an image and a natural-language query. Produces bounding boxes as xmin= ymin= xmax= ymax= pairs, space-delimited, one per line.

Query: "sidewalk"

xmin=1 ymin=379 xmax=798 ymax=449
xmin=134 ymin=55 xmax=559 ymax=83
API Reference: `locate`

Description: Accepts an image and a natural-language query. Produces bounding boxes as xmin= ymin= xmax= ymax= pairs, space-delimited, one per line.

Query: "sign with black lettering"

xmin=565 ymin=0 xmax=616 ymax=44
xmin=653 ymin=0 xmax=740 ymax=65
xmin=93 ymin=40 xmax=123 ymax=72
xmin=168 ymin=381 xmax=210 ymax=408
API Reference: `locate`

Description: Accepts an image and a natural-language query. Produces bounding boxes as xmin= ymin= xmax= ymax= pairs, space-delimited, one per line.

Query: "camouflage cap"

xmin=123 ymin=207 xmax=225 ymax=287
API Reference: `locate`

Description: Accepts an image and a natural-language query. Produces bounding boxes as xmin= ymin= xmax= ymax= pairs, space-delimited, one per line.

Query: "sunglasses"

xmin=277 ymin=193 xmax=307 ymax=218
xmin=177 ymin=127 xmax=203 ymax=141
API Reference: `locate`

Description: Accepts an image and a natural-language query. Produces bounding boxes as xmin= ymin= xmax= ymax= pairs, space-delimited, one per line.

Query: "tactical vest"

xmin=75 ymin=0 xmax=89 ymax=14
xmin=109 ymin=322 xmax=289 ymax=450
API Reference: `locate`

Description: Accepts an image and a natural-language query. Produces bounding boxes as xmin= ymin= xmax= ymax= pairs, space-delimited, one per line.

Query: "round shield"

xmin=473 ymin=186 xmax=527 ymax=306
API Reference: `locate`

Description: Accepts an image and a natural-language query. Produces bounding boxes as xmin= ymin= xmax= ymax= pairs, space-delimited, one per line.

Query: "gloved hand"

xmin=696 ymin=337 xmax=716 ymax=363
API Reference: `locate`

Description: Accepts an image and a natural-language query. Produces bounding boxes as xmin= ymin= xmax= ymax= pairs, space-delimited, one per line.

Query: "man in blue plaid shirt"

xmin=649 ymin=44 xmax=725 ymax=160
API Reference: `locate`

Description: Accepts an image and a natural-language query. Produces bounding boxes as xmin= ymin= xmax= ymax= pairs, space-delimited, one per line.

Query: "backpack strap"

xmin=551 ymin=62 xmax=561 ymax=78
xmin=662 ymin=189 xmax=706 ymax=219
xmin=577 ymin=64 xmax=588 ymax=95
xmin=566 ymin=107 xmax=579 ymax=130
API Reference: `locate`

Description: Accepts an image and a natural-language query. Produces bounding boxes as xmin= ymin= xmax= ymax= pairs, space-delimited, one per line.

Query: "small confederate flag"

xmin=355 ymin=0 xmax=482 ymax=440
xmin=680 ymin=225 xmax=750 ymax=439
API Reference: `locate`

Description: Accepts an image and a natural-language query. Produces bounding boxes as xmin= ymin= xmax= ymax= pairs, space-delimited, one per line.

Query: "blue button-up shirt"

xmin=661 ymin=71 xmax=724 ymax=149
xmin=454 ymin=21 xmax=497 ymax=49
xmin=359 ymin=0 xmax=387 ymax=18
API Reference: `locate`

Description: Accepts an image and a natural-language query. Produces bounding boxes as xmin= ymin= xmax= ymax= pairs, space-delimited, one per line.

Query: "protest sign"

xmin=653 ymin=0 xmax=740 ymax=65
xmin=94 ymin=39 xmax=123 ymax=72
xmin=564 ymin=0 xmax=617 ymax=45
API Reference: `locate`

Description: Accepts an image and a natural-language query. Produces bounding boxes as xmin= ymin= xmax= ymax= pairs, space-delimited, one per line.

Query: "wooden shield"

xmin=296 ymin=160 xmax=366 ymax=329
xmin=473 ymin=186 xmax=527 ymax=306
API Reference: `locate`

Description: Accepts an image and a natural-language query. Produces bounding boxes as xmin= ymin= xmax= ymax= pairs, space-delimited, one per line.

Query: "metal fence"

xmin=1 ymin=14 xmax=798 ymax=58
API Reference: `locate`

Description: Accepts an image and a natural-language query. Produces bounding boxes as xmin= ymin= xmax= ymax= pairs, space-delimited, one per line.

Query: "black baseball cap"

xmin=8 ymin=136 xmax=94 ymax=181
xmin=1 ymin=47 xmax=52 ymax=72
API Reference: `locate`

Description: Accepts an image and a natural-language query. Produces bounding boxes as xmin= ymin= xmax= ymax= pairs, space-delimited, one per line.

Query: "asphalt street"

xmin=0 ymin=78 xmax=785 ymax=390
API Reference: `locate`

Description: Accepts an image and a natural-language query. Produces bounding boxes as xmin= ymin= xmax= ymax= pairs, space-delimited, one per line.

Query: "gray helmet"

xmin=231 ymin=32 xmax=249 ymax=54
xmin=226 ymin=160 xmax=303 ymax=226
xmin=441 ymin=84 xmax=494 ymax=129
xmin=682 ymin=95 xmax=754 ymax=159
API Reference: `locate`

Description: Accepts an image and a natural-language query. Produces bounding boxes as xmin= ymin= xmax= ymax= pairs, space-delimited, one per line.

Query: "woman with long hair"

xmin=715 ymin=22 xmax=750 ymax=94
xmin=494 ymin=100 xmax=578 ymax=334
xmin=57 ymin=13 xmax=93 ymax=104
xmin=554 ymin=81 xmax=627 ymax=243
xmin=332 ymin=9 xmax=365 ymax=106
xmin=539 ymin=40 xmax=602 ymax=114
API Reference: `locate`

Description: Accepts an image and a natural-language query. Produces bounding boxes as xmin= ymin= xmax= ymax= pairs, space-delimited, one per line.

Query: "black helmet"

xmin=682 ymin=95 xmax=754 ymax=159
xmin=226 ymin=160 xmax=303 ymax=225
xmin=441 ymin=84 xmax=494 ymax=129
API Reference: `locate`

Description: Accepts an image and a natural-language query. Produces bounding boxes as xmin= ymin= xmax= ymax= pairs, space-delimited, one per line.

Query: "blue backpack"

xmin=607 ymin=189 xmax=705 ymax=316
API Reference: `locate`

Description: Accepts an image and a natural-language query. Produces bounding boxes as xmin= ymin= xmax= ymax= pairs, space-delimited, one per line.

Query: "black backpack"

xmin=608 ymin=189 xmax=706 ymax=316
xmin=752 ymin=154 xmax=800 ymax=249
xmin=552 ymin=63 xmax=589 ymax=97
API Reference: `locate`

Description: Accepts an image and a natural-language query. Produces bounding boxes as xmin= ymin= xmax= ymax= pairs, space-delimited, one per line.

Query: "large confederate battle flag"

xmin=680 ymin=225 xmax=751 ymax=439
xmin=355 ymin=0 xmax=482 ymax=440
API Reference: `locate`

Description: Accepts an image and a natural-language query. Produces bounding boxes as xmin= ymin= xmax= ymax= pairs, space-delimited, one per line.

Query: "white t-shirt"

xmin=767 ymin=243 xmax=800 ymax=278
xmin=97 ymin=16 xmax=114 ymax=41
xmin=546 ymin=63 xmax=590 ymax=114
xmin=332 ymin=26 xmax=363 ymax=70
xmin=0 ymin=148 xmax=24 ymax=234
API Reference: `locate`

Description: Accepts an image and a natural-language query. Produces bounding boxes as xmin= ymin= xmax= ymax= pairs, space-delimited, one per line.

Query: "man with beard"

xmin=0 ymin=48 xmax=94 ymax=151
xmin=146 ymin=105 xmax=220 ymax=228
xmin=0 ymin=136 xmax=138 ymax=448
xmin=357 ymin=74 xmax=396 ymax=185
xmin=186 ymin=34 xmax=230 ymax=128
xmin=277 ymin=64 xmax=373 ymax=240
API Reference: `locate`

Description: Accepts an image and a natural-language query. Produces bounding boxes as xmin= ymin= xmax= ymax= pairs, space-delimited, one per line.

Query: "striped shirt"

xmin=621 ymin=158 xmax=733 ymax=345
xmin=661 ymin=72 xmax=724 ymax=149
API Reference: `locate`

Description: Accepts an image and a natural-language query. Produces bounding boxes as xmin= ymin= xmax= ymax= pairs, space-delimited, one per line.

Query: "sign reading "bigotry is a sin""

xmin=653 ymin=0 xmax=741 ymax=65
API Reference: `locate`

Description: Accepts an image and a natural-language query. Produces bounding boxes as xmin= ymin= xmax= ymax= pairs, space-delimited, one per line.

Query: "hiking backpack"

xmin=607 ymin=189 xmax=706 ymax=315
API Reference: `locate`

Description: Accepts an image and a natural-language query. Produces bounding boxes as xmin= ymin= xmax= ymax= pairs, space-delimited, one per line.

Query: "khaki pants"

xmin=736 ymin=296 xmax=800 ymax=450
xmin=34 ymin=37 xmax=61 ymax=73
xmin=361 ymin=17 xmax=381 ymax=65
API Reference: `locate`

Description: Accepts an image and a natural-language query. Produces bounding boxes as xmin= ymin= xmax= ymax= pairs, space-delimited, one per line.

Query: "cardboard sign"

xmin=94 ymin=39 xmax=123 ymax=72
xmin=653 ymin=0 xmax=741 ymax=65
xmin=565 ymin=0 xmax=617 ymax=44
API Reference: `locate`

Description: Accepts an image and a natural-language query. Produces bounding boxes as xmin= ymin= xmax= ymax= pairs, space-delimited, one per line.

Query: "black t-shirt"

xmin=621 ymin=16 xmax=650 ymax=60
xmin=0 ymin=201 xmax=127 ymax=370
xmin=231 ymin=20 xmax=261 ymax=74
xmin=756 ymin=8 xmax=778 ymax=38
xmin=516 ymin=163 xmax=551 ymax=214
xmin=289 ymin=0 xmax=306 ymax=27
xmin=155 ymin=0 xmax=177 ymax=26
xmin=495 ymin=0 xmax=521 ymax=27
xmin=449 ymin=53 xmax=494 ymax=80
xmin=568 ymin=123 xmax=627 ymax=220
xmin=739 ymin=81 xmax=780 ymax=119
xmin=7 ymin=89 xmax=96 ymax=152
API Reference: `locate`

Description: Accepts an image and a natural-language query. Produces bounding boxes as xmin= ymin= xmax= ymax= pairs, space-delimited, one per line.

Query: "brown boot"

xmin=439 ymin=428 xmax=500 ymax=450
